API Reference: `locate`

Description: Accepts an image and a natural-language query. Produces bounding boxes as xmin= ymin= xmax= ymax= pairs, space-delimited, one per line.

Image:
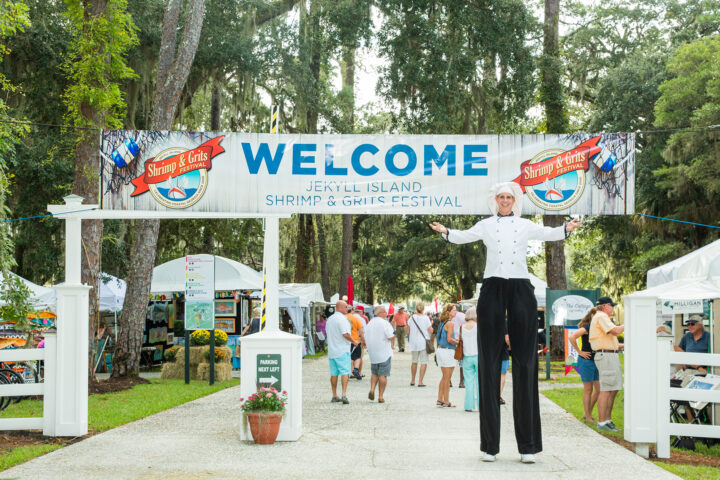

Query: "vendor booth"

xmin=624 ymin=240 xmax=720 ymax=458
xmin=150 ymin=256 xmax=309 ymax=361
xmin=277 ymin=283 xmax=327 ymax=354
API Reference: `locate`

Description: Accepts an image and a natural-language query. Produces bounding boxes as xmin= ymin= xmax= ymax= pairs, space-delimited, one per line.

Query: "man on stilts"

xmin=430 ymin=182 xmax=581 ymax=464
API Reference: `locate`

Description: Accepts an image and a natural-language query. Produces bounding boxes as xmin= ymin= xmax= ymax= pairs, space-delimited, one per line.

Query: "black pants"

xmin=476 ymin=277 xmax=541 ymax=455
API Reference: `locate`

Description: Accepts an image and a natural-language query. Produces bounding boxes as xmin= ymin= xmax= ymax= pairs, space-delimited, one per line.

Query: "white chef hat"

xmin=488 ymin=182 xmax=523 ymax=216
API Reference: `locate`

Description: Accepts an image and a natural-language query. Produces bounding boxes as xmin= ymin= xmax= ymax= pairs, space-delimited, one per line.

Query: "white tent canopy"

xmin=0 ymin=271 xmax=56 ymax=311
xmin=627 ymin=278 xmax=720 ymax=302
xmin=280 ymin=283 xmax=326 ymax=307
xmin=151 ymin=256 xmax=264 ymax=293
xmin=474 ymin=273 xmax=548 ymax=307
xmin=98 ymin=274 xmax=127 ymax=313
xmin=647 ymin=238 xmax=720 ymax=289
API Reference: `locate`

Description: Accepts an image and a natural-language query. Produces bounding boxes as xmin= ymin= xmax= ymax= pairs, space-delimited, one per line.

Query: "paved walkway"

xmin=2 ymin=351 xmax=678 ymax=480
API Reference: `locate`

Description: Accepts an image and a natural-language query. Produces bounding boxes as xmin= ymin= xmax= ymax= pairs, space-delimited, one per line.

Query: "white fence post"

xmin=656 ymin=340 xmax=671 ymax=458
xmin=43 ymin=331 xmax=57 ymax=436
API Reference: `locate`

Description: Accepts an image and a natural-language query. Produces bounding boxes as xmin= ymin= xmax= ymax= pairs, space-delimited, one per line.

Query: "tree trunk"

xmin=339 ymin=214 xmax=353 ymax=297
xmin=293 ymin=214 xmax=314 ymax=282
xmin=113 ymin=0 xmax=207 ymax=377
xmin=544 ymin=215 xmax=567 ymax=290
xmin=341 ymin=46 xmax=355 ymax=128
xmin=542 ymin=0 xmax=568 ymax=292
xmin=316 ymin=214 xmax=330 ymax=300
xmin=541 ymin=0 xmax=567 ymax=134
xmin=210 ymin=79 xmax=221 ymax=131
xmin=113 ymin=220 xmax=159 ymax=375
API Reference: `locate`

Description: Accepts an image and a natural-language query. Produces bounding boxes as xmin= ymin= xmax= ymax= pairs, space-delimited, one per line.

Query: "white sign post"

xmin=239 ymin=217 xmax=303 ymax=442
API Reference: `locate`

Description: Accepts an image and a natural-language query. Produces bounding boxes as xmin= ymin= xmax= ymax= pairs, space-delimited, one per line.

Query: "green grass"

xmin=535 ymin=354 xmax=625 ymax=384
xmin=0 ymin=378 xmax=239 ymax=470
xmin=0 ymin=444 xmax=64 ymax=471
xmin=655 ymin=463 xmax=720 ymax=479
xmin=544 ymin=387 xmax=720 ymax=480
xmin=543 ymin=387 xmax=624 ymax=435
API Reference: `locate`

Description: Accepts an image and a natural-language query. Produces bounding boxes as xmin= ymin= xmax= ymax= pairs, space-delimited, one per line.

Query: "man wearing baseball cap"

xmin=588 ymin=296 xmax=624 ymax=432
xmin=675 ymin=314 xmax=710 ymax=372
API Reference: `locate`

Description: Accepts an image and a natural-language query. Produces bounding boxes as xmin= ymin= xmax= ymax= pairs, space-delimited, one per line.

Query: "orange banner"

xmin=512 ymin=136 xmax=601 ymax=192
xmin=131 ymin=136 xmax=225 ymax=196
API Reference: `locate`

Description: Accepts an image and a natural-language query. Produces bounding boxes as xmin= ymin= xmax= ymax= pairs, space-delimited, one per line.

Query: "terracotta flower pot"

xmin=246 ymin=412 xmax=283 ymax=444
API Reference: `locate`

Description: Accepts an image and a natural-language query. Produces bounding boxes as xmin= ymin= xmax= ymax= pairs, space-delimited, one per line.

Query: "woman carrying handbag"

xmin=436 ymin=304 xmax=459 ymax=407
xmin=408 ymin=303 xmax=433 ymax=387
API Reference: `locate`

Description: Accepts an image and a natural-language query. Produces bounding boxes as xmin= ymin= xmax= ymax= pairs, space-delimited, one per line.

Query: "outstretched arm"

xmin=430 ymin=221 xmax=484 ymax=244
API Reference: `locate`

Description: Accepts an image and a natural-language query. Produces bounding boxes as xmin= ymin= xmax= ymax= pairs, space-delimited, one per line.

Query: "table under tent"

xmin=275 ymin=283 xmax=327 ymax=355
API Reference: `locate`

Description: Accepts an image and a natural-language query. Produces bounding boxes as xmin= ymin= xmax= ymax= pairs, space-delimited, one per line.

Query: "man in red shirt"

xmin=392 ymin=306 xmax=409 ymax=352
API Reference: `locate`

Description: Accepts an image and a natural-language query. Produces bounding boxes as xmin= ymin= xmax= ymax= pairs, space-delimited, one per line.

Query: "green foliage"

xmin=354 ymin=215 xmax=486 ymax=302
xmin=0 ymin=0 xmax=31 ymax=273
xmin=62 ymin=0 xmax=138 ymax=133
xmin=240 ymin=386 xmax=287 ymax=412
xmin=203 ymin=346 xmax=230 ymax=362
xmin=190 ymin=329 xmax=228 ymax=346
xmin=163 ymin=345 xmax=181 ymax=362
xmin=376 ymin=0 xmax=536 ymax=134
xmin=653 ymin=35 xmax=720 ymax=240
xmin=0 ymin=273 xmax=34 ymax=341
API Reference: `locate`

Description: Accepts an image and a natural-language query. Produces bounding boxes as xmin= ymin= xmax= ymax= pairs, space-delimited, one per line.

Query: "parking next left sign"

xmin=257 ymin=354 xmax=281 ymax=391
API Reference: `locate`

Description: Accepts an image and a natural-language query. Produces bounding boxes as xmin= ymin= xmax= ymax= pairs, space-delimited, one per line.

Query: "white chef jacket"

xmin=443 ymin=215 xmax=566 ymax=279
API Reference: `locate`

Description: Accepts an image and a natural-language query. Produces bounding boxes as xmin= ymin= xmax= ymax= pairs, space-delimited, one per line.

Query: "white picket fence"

xmin=0 ymin=333 xmax=55 ymax=433
xmin=656 ymin=343 xmax=720 ymax=458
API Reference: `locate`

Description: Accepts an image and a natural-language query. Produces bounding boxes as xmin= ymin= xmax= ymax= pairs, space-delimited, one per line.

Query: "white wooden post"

xmin=623 ymin=294 xmax=658 ymax=456
xmin=656 ymin=340 xmax=671 ymax=458
xmin=42 ymin=331 xmax=57 ymax=436
xmin=47 ymin=195 xmax=93 ymax=436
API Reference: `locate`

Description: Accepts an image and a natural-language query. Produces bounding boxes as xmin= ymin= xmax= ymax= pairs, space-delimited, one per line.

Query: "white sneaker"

xmin=482 ymin=453 xmax=496 ymax=462
xmin=520 ymin=454 xmax=536 ymax=464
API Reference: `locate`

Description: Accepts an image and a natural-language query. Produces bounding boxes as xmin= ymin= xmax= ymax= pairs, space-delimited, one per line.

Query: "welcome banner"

xmin=100 ymin=130 xmax=634 ymax=215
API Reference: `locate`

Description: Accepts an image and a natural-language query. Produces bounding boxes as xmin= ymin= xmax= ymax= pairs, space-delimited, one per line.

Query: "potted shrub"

xmin=240 ymin=387 xmax=287 ymax=444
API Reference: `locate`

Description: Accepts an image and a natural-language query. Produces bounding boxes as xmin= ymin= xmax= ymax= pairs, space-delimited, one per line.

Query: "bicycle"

xmin=0 ymin=368 xmax=25 ymax=411
xmin=0 ymin=360 xmax=41 ymax=384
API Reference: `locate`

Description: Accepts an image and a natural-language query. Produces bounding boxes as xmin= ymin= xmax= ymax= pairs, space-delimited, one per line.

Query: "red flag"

xmin=388 ymin=302 xmax=395 ymax=315
xmin=347 ymin=276 xmax=354 ymax=306
xmin=434 ymin=298 xmax=438 ymax=313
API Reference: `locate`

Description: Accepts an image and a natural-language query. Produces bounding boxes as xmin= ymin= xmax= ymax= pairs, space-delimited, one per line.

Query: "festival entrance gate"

xmin=45 ymin=129 xmax=634 ymax=441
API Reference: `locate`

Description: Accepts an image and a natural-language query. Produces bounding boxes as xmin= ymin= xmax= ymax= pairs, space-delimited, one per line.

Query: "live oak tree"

xmin=113 ymin=0 xmax=207 ymax=377
xmin=62 ymin=0 xmax=137 ymax=379
xmin=0 ymin=0 xmax=30 ymax=274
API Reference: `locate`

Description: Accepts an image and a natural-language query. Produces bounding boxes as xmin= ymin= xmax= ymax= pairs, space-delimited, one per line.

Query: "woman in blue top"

xmin=436 ymin=304 xmax=459 ymax=407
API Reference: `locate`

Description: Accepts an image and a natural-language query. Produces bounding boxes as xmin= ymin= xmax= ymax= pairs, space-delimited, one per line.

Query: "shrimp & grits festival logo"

xmin=130 ymin=136 xmax=225 ymax=209
xmin=512 ymin=136 xmax=602 ymax=211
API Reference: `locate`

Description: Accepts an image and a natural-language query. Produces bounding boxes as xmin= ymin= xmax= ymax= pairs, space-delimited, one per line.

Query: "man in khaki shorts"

xmin=588 ymin=296 xmax=624 ymax=432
